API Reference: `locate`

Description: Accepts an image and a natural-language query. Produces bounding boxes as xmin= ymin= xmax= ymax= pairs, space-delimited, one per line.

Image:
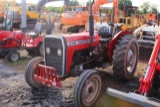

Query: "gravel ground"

xmin=0 ymin=52 xmax=149 ymax=107
xmin=0 ymin=29 xmax=150 ymax=107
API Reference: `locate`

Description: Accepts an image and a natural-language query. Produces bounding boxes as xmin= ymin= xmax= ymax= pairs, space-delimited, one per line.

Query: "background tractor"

xmin=25 ymin=0 xmax=139 ymax=107
xmin=0 ymin=3 xmax=54 ymax=62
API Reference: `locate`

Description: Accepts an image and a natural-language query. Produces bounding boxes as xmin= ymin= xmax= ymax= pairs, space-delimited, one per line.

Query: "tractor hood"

xmin=0 ymin=30 xmax=24 ymax=41
xmin=142 ymin=26 xmax=160 ymax=33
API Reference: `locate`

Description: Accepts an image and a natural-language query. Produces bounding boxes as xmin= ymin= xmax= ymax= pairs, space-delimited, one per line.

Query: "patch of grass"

xmin=6 ymin=56 xmax=32 ymax=72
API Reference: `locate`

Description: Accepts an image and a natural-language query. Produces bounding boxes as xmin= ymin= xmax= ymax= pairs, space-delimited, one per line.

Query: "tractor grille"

xmin=44 ymin=36 xmax=65 ymax=77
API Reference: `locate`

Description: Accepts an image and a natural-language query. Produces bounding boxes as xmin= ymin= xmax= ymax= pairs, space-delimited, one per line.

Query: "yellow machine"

xmin=9 ymin=3 xmax=47 ymax=29
xmin=118 ymin=6 xmax=146 ymax=32
xmin=0 ymin=0 xmax=16 ymax=23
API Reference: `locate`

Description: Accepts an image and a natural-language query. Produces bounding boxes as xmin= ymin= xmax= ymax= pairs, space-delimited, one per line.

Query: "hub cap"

xmin=11 ymin=53 xmax=19 ymax=62
xmin=82 ymin=78 xmax=99 ymax=105
xmin=127 ymin=46 xmax=136 ymax=73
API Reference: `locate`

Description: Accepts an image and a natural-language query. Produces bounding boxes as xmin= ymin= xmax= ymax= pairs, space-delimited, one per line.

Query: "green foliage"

xmin=69 ymin=0 xmax=79 ymax=6
xmin=86 ymin=0 xmax=92 ymax=6
xmin=150 ymin=4 xmax=158 ymax=14
xmin=118 ymin=0 xmax=132 ymax=11
xmin=140 ymin=2 xmax=159 ymax=14
xmin=46 ymin=6 xmax=63 ymax=13
xmin=140 ymin=2 xmax=150 ymax=14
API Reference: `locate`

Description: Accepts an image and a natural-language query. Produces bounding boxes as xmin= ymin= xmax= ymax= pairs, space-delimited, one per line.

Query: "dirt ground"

xmin=0 ymin=29 xmax=150 ymax=107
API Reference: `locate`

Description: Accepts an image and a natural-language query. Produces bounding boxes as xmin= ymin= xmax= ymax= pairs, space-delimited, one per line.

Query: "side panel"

xmin=65 ymin=33 xmax=99 ymax=74
xmin=108 ymin=30 xmax=131 ymax=63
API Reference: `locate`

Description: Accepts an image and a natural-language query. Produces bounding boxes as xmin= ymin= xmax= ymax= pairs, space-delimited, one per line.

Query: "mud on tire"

xmin=74 ymin=70 xmax=102 ymax=107
xmin=113 ymin=35 xmax=139 ymax=81
xmin=24 ymin=57 xmax=44 ymax=89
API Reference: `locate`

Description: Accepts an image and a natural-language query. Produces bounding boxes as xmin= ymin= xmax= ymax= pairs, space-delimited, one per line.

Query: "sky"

xmin=16 ymin=0 xmax=160 ymax=9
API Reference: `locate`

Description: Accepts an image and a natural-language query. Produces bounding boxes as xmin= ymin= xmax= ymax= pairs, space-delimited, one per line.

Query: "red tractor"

xmin=25 ymin=0 xmax=139 ymax=107
xmin=0 ymin=9 xmax=53 ymax=62
xmin=0 ymin=10 xmax=25 ymax=61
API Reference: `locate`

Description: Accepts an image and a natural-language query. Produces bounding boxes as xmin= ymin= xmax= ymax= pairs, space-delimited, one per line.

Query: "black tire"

xmin=37 ymin=42 xmax=44 ymax=56
xmin=79 ymin=27 xmax=85 ymax=33
xmin=0 ymin=52 xmax=6 ymax=58
xmin=112 ymin=35 xmax=138 ymax=81
xmin=0 ymin=17 xmax=4 ymax=23
xmin=26 ymin=48 xmax=37 ymax=55
xmin=74 ymin=70 xmax=102 ymax=107
xmin=7 ymin=51 xmax=20 ymax=62
xmin=24 ymin=57 xmax=44 ymax=89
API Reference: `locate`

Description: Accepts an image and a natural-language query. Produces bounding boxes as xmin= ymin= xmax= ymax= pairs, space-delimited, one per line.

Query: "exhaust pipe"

xmin=22 ymin=0 xmax=27 ymax=32
xmin=89 ymin=0 xmax=94 ymax=48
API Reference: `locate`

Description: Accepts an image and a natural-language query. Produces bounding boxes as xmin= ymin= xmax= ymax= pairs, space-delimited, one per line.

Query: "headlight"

xmin=46 ymin=47 xmax=50 ymax=54
xmin=57 ymin=49 xmax=62 ymax=56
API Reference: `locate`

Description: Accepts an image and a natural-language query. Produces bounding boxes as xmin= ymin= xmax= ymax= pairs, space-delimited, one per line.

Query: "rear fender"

xmin=25 ymin=36 xmax=44 ymax=48
xmin=108 ymin=30 xmax=131 ymax=63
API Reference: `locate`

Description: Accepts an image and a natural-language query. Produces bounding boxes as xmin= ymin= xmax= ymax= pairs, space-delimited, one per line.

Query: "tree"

xmin=150 ymin=4 xmax=158 ymax=14
xmin=69 ymin=0 xmax=79 ymax=6
xmin=86 ymin=0 xmax=92 ymax=6
xmin=140 ymin=2 xmax=159 ymax=14
xmin=140 ymin=2 xmax=150 ymax=14
xmin=118 ymin=0 xmax=132 ymax=11
xmin=46 ymin=6 xmax=63 ymax=13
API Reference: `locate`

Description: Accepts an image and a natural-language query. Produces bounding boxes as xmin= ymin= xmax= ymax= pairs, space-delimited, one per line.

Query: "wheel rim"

xmin=11 ymin=53 xmax=19 ymax=62
xmin=127 ymin=45 xmax=137 ymax=73
xmin=82 ymin=77 xmax=99 ymax=105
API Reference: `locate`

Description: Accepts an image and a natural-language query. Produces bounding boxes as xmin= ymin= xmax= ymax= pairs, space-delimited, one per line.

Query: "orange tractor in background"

xmin=60 ymin=6 xmax=98 ymax=33
xmin=60 ymin=0 xmax=118 ymax=33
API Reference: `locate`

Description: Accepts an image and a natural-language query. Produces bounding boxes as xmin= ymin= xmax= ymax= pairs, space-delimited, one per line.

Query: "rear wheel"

xmin=26 ymin=48 xmax=37 ymax=55
xmin=113 ymin=35 xmax=138 ymax=81
xmin=24 ymin=57 xmax=44 ymax=89
xmin=74 ymin=70 xmax=102 ymax=107
xmin=7 ymin=51 xmax=20 ymax=62
xmin=0 ymin=52 xmax=6 ymax=58
xmin=79 ymin=27 xmax=85 ymax=33
xmin=0 ymin=17 xmax=4 ymax=23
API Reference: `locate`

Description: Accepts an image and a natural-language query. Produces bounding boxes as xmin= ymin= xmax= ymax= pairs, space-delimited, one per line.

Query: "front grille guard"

xmin=34 ymin=64 xmax=62 ymax=88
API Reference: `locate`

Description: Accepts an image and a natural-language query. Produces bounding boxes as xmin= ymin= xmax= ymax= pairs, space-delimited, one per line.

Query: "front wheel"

xmin=113 ymin=35 xmax=139 ymax=81
xmin=24 ymin=57 xmax=44 ymax=89
xmin=7 ymin=51 xmax=20 ymax=62
xmin=74 ymin=70 xmax=102 ymax=107
xmin=37 ymin=42 xmax=44 ymax=56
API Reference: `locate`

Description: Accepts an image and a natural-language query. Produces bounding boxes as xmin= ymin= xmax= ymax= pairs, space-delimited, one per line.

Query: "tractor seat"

xmin=28 ymin=32 xmax=39 ymax=38
xmin=28 ymin=22 xmax=42 ymax=38
xmin=138 ymin=39 xmax=155 ymax=48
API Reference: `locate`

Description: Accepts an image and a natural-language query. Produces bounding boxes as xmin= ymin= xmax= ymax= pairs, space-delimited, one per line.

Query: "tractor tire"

xmin=79 ymin=27 xmax=85 ymax=33
xmin=26 ymin=48 xmax=37 ymax=55
xmin=0 ymin=52 xmax=6 ymax=58
xmin=0 ymin=17 xmax=4 ymax=23
xmin=74 ymin=70 xmax=102 ymax=107
xmin=24 ymin=57 xmax=44 ymax=89
xmin=7 ymin=51 xmax=20 ymax=62
xmin=37 ymin=42 xmax=44 ymax=56
xmin=113 ymin=35 xmax=138 ymax=81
